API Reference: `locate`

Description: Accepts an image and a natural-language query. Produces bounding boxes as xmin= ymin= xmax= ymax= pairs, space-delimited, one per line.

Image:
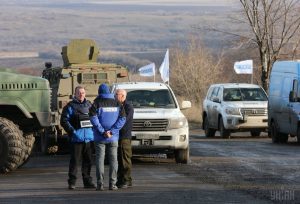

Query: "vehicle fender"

xmin=0 ymin=98 xmax=32 ymax=118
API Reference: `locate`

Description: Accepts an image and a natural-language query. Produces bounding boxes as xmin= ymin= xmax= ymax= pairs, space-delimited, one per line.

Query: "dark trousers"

xmin=68 ymin=142 xmax=93 ymax=185
xmin=117 ymin=139 xmax=132 ymax=185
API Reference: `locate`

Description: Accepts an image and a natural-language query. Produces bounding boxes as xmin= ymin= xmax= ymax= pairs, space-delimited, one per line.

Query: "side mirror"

xmin=181 ymin=101 xmax=191 ymax=110
xmin=212 ymin=97 xmax=220 ymax=103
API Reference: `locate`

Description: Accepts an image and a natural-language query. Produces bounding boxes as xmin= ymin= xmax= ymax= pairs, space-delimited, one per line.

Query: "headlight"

xmin=225 ymin=107 xmax=240 ymax=115
xmin=168 ymin=117 xmax=187 ymax=129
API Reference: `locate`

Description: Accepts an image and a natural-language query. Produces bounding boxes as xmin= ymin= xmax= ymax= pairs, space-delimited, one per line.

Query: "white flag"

xmin=138 ymin=63 xmax=155 ymax=77
xmin=234 ymin=60 xmax=253 ymax=74
xmin=159 ymin=49 xmax=169 ymax=83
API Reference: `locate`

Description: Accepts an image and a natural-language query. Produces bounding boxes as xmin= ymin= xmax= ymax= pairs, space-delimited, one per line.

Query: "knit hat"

xmin=98 ymin=83 xmax=114 ymax=99
xmin=98 ymin=83 xmax=110 ymax=95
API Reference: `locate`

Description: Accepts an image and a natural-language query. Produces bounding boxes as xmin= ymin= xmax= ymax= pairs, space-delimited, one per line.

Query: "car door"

xmin=209 ymin=86 xmax=221 ymax=128
xmin=278 ymin=77 xmax=293 ymax=133
xmin=289 ymin=79 xmax=300 ymax=135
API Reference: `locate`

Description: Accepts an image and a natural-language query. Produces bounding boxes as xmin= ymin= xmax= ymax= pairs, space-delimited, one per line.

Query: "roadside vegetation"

xmin=169 ymin=0 xmax=300 ymax=124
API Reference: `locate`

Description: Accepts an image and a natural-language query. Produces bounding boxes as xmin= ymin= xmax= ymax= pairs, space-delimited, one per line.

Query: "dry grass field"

xmin=0 ymin=0 xmax=239 ymax=71
xmin=0 ymin=0 xmax=242 ymax=123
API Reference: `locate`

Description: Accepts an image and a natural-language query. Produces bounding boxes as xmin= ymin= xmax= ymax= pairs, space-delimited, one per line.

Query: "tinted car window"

xmin=210 ymin=87 xmax=220 ymax=101
xmin=126 ymin=89 xmax=176 ymax=108
xmin=223 ymin=88 xmax=268 ymax=101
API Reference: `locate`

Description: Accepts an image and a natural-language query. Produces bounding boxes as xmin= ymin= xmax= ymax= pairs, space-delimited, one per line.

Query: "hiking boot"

xmin=96 ymin=184 xmax=104 ymax=191
xmin=84 ymin=182 xmax=96 ymax=189
xmin=68 ymin=184 xmax=76 ymax=190
xmin=117 ymin=182 xmax=132 ymax=189
xmin=109 ymin=185 xmax=118 ymax=191
xmin=117 ymin=183 xmax=128 ymax=189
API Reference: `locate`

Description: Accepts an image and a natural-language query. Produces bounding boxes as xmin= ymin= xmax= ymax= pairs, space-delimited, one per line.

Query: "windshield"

xmin=223 ymin=88 xmax=268 ymax=101
xmin=126 ymin=89 xmax=176 ymax=108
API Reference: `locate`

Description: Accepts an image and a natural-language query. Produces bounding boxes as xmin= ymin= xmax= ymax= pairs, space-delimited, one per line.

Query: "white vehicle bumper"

xmin=224 ymin=115 xmax=268 ymax=130
xmin=131 ymin=127 xmax=189 ymax=153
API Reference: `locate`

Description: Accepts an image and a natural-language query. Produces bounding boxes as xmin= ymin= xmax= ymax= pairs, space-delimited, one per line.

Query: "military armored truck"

xmin=0 ymin=72 xmax=52 ymax=173
xmin=41 ymin=39 xmax=129 ymax=153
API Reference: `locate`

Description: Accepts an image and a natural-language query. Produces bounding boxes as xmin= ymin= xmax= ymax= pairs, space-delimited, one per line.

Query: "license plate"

xmin=135 ymin=134 xmax=159 ymax=140
xmin=142 ymin=139 xmax=153 ymax=145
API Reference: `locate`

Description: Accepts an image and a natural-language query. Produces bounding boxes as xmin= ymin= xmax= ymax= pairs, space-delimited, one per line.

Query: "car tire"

xmin=279 ymin=134 xmax=288 ymax=143
xmin=204 ymin=117 xmax=216 ymax=137
xmin=271 ymin=121 xmax=288 ymax=143
xmin=175 ymin=148 xmax=189 ymax=164
xmin=250 ymin=130 xmax=261 ymax=137
xmin=219 ymin=118 xmax=230 ymax=138
xmin=271 ymin=121 xmax=279 ymax=143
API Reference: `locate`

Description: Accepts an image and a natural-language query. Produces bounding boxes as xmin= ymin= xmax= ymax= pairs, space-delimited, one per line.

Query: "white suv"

xmin=112 ymin=82 xmax=191 ymax=163
xmin=202 ymin=83 xmax=268 ymax=138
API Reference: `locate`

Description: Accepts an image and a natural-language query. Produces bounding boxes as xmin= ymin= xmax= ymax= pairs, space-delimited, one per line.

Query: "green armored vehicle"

xmin=41 ymin=39 xmax=129 ymax=153
xmin=0 ymin=72 xmax=52 ymax=173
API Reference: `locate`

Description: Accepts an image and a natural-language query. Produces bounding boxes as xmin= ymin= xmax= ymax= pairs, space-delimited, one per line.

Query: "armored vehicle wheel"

xmin=204 ymin=116 xmax=216 ymax=137
xmin=175 ymin=148 xmax=189 ymax=164
xmin=0 ymin=117 xmax=25 ymax=173
xmin=20 ymin=134 xmax=35 ymax=165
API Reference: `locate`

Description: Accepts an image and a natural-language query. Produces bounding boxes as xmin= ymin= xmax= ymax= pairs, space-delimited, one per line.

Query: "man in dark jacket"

xmin=90 ymin=83 xmax=126 ymax=191
xmin=60 ymin=86 xmax=95 ymax=190
xmin=115 ymin=89 xmax=134 ymax=188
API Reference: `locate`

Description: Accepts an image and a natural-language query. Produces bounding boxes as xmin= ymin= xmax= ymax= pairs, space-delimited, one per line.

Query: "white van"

xmin=111 ymin=82 xmax=191 ymax=163
xmin=268 ymin=60 xmax=300 ymax=143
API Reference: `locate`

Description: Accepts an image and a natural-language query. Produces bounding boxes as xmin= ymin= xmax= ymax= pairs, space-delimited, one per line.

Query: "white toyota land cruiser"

xmin=202 ymin=83 xmax=268 ymax=138
xmin=112 ymin=82 xmax=191 ymax=163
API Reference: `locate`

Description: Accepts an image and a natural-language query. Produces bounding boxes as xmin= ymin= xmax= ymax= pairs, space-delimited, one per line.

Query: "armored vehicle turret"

xmin=41 ymin=39 xmax=129 ymax=153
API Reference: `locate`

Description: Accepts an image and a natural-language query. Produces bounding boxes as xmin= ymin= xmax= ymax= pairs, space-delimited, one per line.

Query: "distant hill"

xmin=0 ymin=0 xmax=240 ymax=72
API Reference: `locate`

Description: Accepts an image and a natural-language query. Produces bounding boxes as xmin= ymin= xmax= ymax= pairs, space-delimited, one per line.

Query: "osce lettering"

xmin=103 ymin=107 xmax=118 ymax=112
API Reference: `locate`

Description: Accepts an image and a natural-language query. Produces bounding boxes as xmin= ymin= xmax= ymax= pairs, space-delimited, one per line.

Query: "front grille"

xmin=132 ymin=135 xmax=172 ymax=140
xmin=241 ymin=108 xmax=267 ymax=116
xmin=0 ymin=83 xmax=38 ymax=90
xmin=133 ymin=119 xmax=169 ymax=131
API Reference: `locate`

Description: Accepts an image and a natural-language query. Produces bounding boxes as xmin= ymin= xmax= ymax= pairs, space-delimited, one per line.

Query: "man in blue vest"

xmin=61 ymin=86 xmax=95 ymax=190
xmin=90 ymin=83 xmax=126 ymax=191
